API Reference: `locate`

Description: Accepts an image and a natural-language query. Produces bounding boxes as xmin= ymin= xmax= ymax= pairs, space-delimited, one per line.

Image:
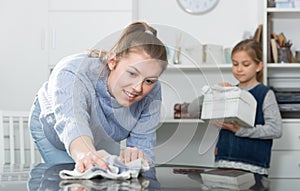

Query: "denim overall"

xmin=215 ymin=84 xmax=272 ymax=168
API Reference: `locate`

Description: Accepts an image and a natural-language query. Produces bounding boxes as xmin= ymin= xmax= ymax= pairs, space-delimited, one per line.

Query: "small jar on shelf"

xmin=268 ymin=0 xmax=276 ymax=7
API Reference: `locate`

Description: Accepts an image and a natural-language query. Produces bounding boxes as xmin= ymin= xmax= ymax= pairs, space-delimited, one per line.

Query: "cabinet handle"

xmin=51 ymin=28 xmax=56 ymax=49
xmin=41 ymin=29 xmax=46 ymax=50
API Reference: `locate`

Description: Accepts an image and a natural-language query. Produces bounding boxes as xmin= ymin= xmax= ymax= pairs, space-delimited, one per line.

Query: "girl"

xmin=214 ymin=39 xmax=282 ymax=176
xmin=28 ymin=22 xmax=168 ymax=173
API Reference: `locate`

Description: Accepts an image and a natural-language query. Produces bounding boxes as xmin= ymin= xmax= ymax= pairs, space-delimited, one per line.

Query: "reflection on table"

xmin=28 ymin=163 xmax=159 ymax=191
xmin=0 ymin=163 xmax=269 ymax=191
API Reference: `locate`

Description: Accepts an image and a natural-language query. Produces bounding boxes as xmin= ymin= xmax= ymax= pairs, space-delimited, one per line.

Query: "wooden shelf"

xmin=267 ymin=63 xmax=300 ymax=68
xmin=282 ymin=118 xmax=300 ymax=123
xmin=266 ymin=8 xmax=300 ymax=13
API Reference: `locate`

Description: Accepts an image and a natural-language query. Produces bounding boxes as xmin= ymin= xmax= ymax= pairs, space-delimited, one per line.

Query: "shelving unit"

xmin=263 ymin=1 xmax=300 ymax=190
xmin=263 ymin=1 xmax=300 ymax=84
xmin=263 ymin=1 xmax=300 ymax=86
xmin=263 ymin=0 xmax=300 ymax=90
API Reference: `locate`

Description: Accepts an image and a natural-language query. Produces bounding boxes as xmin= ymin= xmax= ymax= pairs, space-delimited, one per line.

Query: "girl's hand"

xmin=219 ymin=82 xmax=232 ymax=87
xmin=213 ymin=120 xmax=241 ymax=133
xmin=75 ymin=150 xmax=110 ymax=173
xmin=119 ymin=147 xmax=148 ymax=164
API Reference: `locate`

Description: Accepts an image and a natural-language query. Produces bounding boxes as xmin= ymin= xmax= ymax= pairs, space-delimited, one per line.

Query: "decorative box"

xmin=200 ymin=86 xmax=257 ymax=128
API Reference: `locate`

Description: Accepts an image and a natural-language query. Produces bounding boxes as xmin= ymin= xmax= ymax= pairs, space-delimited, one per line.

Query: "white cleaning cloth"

xmin=59 ymin=155 xmax=150 ymax=180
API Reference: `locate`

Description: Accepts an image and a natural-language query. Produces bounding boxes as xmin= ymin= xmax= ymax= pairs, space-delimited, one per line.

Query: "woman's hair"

xmin=90 ymin=22 xmax=168 ymax=72
xmin=231 ymin=39 xmax=264 ymax=83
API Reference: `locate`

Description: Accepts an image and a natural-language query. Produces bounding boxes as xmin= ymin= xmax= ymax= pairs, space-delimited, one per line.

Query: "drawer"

xmin=269 ymin=151 xmax=300 ymax=178
xmin=269 ymin=178 xmax=300 ymax=191
xmin=272 ymin=121 xmax=300 ymax=150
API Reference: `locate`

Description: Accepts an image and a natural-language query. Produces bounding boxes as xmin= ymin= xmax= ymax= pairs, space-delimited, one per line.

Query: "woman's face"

xmin=231 ymin=50 xmax=263 ymax=88
xmin=107 ymin=51 xmax=163 ymax=107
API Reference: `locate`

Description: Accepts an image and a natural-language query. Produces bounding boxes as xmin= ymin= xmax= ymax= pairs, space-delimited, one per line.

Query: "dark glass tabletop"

xmin=0 ymin=163 xmax=269 ymax=191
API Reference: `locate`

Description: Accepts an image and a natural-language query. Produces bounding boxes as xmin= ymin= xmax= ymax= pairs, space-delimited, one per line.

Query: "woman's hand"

xmin=119 ymin=147 xmax=148 ymax=164
xmin=75 ymin=150 xmax=110 ymax=173
xmin=213 ymin=120 xmax=241 ymax=133
xmin=70 ymin=136 xmax=110 ymax=173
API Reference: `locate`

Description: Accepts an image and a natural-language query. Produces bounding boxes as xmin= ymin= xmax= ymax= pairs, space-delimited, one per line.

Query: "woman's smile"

xmin=123 ymin=89 xmax=140 ymax=101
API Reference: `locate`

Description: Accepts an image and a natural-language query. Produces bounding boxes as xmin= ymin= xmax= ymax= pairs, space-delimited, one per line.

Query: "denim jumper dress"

xmin=215 ymin=84 xmax=272 ymax=168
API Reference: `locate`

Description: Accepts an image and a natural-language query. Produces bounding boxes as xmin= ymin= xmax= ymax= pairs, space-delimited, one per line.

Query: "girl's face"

xmin=107 ymin=51 xmax=163 ymax=107
xmin=231 ymin=51 xmax=263 ymax=88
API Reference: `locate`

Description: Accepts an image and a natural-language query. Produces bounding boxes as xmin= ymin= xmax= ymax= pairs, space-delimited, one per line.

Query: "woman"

xmin=29 ymin=22 xmax=168 ymax=173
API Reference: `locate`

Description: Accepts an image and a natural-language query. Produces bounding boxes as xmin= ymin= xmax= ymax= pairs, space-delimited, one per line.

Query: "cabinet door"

xmin=269 ymin=150 xmax=300 ymax=178
xmin=270 ymin=178 xmax=300 ymax=191
xmin=47 ymin=0 xmax=132 ymax=67
xmin=273 ymin=121 xmax=300 ymax=150
xmin=48 ymin=11 xmax=132 ymax=67
xmin=155 ymin=122 xmax=216 ymax=167
xmin=0 ymin=0 xmax=49 ymax=110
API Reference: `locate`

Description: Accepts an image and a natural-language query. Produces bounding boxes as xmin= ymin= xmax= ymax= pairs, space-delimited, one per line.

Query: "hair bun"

xmin=125 ymin=22 xmax=157 ymax=37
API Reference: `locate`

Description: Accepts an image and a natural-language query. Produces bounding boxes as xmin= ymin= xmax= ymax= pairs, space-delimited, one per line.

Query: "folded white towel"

xmin=59 ymin=155 xmax=150 ymax=180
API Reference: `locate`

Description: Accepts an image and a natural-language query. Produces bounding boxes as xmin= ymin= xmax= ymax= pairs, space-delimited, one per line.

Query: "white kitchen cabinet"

xmin=0 ymin=0 xmax=49 ymax=111
xmin=269 ymin=120 xmax=300 ymax=190
xmin=272 ymin=120 xmax=300 ymax=151
xmin=47 ymin=0 xmax=132 ymax=67
xmin=155 ymin=120 xmax=218 ymax=167
xmin=0 ymin=0 xmax=133 ymax=110
xmin=270 ymin=179 xmax=300 ymax=191
xmin=270 ymin=150 xmax=300 ymax=178
xmin=270 ymin=120 xmax=300 ymax=179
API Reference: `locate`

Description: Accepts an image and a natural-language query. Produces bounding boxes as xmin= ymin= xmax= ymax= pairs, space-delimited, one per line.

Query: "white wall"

xmin=136 ymin=0 xmax=263 ymax=47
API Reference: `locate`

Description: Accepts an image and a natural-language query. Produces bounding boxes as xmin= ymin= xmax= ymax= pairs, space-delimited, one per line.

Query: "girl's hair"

xmin=231 ymin=39 xmax=264 ymax=83
xmin=90 ymin=22 xmax=168 ymax=72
